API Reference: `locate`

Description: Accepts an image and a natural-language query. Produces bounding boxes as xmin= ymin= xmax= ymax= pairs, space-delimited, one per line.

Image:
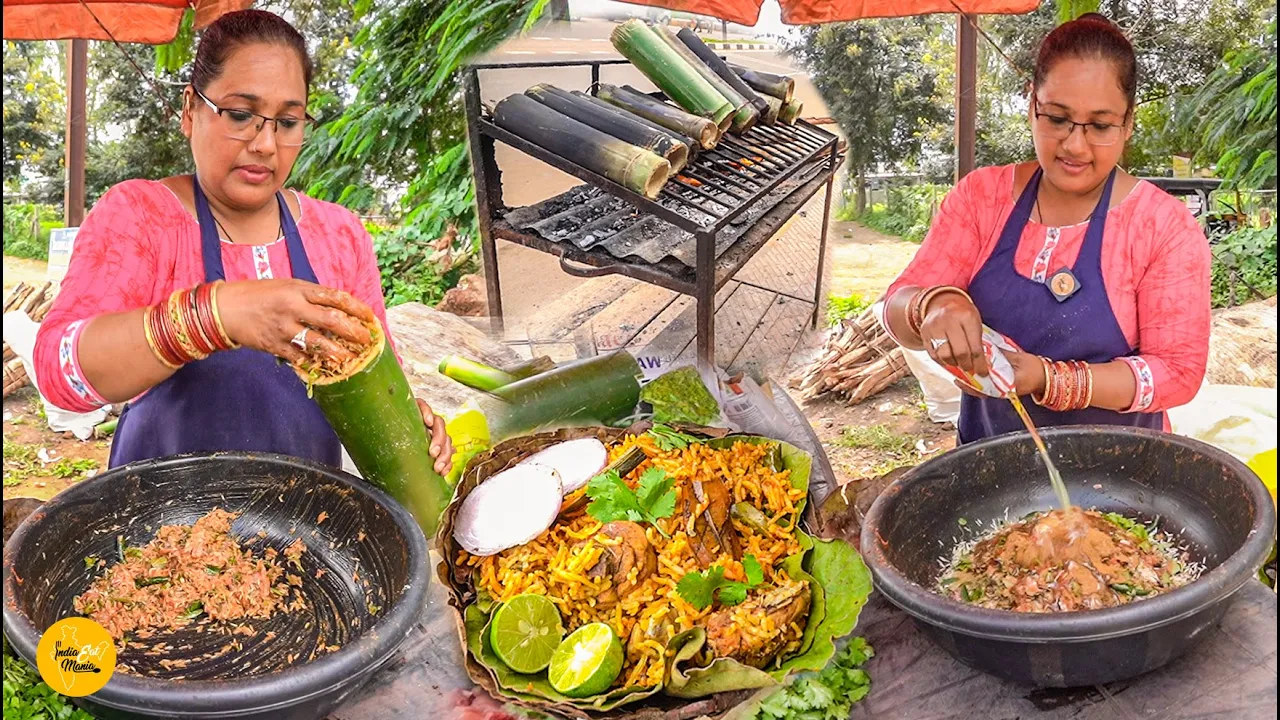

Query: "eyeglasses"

xmin=193 ymin=88 xmax=314 ymax=147
xmin=1033 ymin=99 xmax=1126 ymax=147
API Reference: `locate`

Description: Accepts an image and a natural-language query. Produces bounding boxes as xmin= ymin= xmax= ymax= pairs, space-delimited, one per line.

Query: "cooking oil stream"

xmin=1008 ymin=394 xmax=1072 ymax=511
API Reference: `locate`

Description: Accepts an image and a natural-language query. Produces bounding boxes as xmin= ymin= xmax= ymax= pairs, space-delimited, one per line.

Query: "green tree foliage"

xmin=1187 ymin=19 xmax=1277 ymax=189
xmin=2 ymin=41 xmax=64 ymax=195
xmin=786 ymin=18 xmax=949 ymax=211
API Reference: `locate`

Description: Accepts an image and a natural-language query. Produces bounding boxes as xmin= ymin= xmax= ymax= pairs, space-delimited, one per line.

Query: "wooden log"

xmin=3 ymin=344 xmax=14 ymax=363
xmin=32 ymin=297 xmax=55 ymax=322
xmin=675 ymin=28 xmax=771 ymax=116
xmin=20 ymin=281 xmax=51 ymax=315
xmin=4 ymin=284 xmax=33 ymax=314
xmin=492 ymin=94 xmax=671 ymax=199
xmin=526 ymin=84 xmax=690 ymax=173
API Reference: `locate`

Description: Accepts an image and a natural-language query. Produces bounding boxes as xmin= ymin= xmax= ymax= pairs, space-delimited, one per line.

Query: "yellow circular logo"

xmin=1050 ymin=271 xmax=1076 ymax=297
xmin=35 ymin=618 xmax=116 ymax=697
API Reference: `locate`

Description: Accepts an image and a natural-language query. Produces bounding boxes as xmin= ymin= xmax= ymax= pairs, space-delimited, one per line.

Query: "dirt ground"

xmin=2 ymin=387 xmax=111 ymax=501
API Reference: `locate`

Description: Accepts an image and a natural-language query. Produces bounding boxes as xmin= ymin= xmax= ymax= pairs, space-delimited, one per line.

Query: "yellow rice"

xmin=459 ymin=436 xmax=806 ymax=690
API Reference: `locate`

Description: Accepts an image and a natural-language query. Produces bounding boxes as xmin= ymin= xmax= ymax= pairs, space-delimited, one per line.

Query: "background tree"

xmin=3 ymin=41 xmax=64 ymax=198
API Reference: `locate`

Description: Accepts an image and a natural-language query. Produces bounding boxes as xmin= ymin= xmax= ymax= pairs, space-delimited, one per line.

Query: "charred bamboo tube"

xmin=652 ymin=25 xmax=758 ymax=135
xmin=526 ymin=84 xmax=689 ymax=173
xmin=676 ymin=28 xmax=770 ymax=117
xmin=779 ymin=98 xmax=803 ymax=125
xmin=610 ymin=20 xmax=733 ymax=128
xmin=599 ymin=83 xmax=719 ymax=150
xmin=729 ymin=63 xmax=794 ymax=103
xmin=493 ymin=94 xmax=670 ymax=199
xmin=569 ymin=91 xmax=701 ymax=160
xmin=762 ymin=95 xmax=783 ymax=125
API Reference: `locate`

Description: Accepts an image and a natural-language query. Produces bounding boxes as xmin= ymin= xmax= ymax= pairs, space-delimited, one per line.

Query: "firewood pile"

xmin=3 ymin=282 xmax=56 ymax=399
xmin=794 ymin=305 xmax=910 ymax=403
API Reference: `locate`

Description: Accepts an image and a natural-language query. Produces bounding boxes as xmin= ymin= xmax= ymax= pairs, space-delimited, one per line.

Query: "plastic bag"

xmin=2 ymin=311 xmax=107 ymax=440
xmin=941 ymin=326 xmax=1019 ymax=397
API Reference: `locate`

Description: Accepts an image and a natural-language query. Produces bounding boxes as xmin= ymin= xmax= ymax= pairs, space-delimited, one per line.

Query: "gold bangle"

xmin=918 ymin=286 xmax=973 ymax=322
xmin=209 ymin=281 xmax=240 ymax=349
xmin=167 ymin=289 xmax=208 ymax=362
xmin=1031 ymin=356 xmax=1052 ymax=406
xmin=1082 ymin=362 xmax=1094 ymax=410
xmin=143 ymin=305 xmax=182 ymax=369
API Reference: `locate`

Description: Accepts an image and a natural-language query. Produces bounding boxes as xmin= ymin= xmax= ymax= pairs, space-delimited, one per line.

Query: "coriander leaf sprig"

xmin=586 ymin=467 xmax=677 ymax=536
xmin=676 ymin=554 xmax=765 ymax=610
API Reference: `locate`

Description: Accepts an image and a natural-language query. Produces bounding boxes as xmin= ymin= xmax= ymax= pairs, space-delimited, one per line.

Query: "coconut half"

xmin=453 ymin=462 xmax=563 ymax=556
xmin=517 ymin=438 xmax=609 ymax=495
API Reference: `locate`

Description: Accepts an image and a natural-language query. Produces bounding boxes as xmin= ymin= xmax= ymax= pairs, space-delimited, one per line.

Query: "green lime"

xmin=489 ymin=594 xmax=565 ymax=674
xmin=548 ymin=622 xmax=624 ymax=698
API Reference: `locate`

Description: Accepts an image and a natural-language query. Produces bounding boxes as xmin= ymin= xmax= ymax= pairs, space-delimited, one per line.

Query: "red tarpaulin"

xmin=2 ymin=0 xmax=252 ymax=44
xmin=615 ymin=0 xmax=1039 ymax=26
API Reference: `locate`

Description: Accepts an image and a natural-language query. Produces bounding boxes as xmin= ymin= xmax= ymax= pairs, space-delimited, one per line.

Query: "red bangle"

xmin=165 ymin=290 xmax=204 ymax=363
xmin=906 ymin=288 xmax=928 ymax=336
xmin=180 ymin=288 xmax=216 ymax=357
xmin=149 ymin=301 xmax=189 ymax=366
xmin=193 ymin=283 xmax=227 ymax=352
xmin=144 ymin=305 xmax=183 ymax=368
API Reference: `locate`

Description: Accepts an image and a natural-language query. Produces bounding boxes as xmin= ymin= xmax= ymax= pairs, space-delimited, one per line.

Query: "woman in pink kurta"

xmin=33 ymin=10 xmax=453 ymax=471
xmin=883 ymin=15 xmax=1209 ymax=442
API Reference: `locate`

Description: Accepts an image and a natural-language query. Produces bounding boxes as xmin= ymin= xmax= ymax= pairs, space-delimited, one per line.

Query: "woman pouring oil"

xmin=883 ymin=14 xmax=1210 ymax=445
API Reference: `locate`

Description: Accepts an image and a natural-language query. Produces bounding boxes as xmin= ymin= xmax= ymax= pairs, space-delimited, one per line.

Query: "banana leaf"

xmin=436 ymin=426 xmax=870 ymax=718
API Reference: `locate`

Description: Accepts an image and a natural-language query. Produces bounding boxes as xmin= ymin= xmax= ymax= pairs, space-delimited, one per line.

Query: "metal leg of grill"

xmin=695 ymin=229 xmax=716 ymax=372
xmin=464 ymin=67 xmax=505 ymax=333
xmin=812 ymin=174 xmax=835 ymax=328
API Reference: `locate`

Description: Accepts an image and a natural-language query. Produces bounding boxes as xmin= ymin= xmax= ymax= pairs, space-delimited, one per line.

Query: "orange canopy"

xmin=2 ymin=0 xmax=253 ymax=44
xmin=618 ymin=0 xmax=1040 ymax=26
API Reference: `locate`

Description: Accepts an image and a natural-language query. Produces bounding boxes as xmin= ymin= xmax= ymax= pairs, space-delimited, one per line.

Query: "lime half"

xmin=548 ymin=622 xmax=624 ymax=698
xmin=489 ymin=594 xmax=565 ymax=674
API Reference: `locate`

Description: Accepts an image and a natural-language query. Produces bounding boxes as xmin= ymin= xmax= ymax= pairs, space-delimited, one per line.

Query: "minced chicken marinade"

xmin=74 ymin=508 xmax=308 ymax=643
xmin=936 ymin=508 xmax=1204 ymax=613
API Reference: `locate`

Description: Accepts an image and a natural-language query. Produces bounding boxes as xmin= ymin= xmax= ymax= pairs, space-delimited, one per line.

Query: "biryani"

xmin=937 ymin=507 xmax=1203 ymax=613
xmin=457 ymin=433 xmax=809 ymax=690
xmin=74 ymin=508 xmax=307 ymax=639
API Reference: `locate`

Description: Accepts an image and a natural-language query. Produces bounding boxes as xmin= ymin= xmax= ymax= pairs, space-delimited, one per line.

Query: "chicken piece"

xmin=705 ymin=577 xmax=811 ymax=668
xmin=587 ymin=521 xmax=657 ymax=607
xmin=677 ymin=477 xmax=740 ymax=568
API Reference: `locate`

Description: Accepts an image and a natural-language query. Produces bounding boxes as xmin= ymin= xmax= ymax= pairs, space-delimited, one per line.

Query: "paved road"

xmin=466 ymin=18 xmax=834 ymax=323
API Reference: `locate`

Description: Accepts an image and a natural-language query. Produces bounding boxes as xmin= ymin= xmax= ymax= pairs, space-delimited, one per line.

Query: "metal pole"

xmin=955 ymin=14 xmax=978 ymax=181
xmin=463 ymin=67 xmax=505 ymax=332
xmin=65 ymin=39 xmax=88 ymax=227
xmin=695 ymin=229 xmax=716 ymax=372
xmin=812 ymin=142 xmax=838 ymax=328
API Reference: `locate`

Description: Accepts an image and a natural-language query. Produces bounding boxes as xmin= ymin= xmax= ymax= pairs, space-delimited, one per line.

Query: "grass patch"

xmin=49 ymin=458 xmax=98 ymax=480
xmin=835 ymin=424 xmax=923 ymax=478
xmin=3 ymin=440 xmax=39 ymax=486
xmin=826 ymin=292 xmax=872 ymax=326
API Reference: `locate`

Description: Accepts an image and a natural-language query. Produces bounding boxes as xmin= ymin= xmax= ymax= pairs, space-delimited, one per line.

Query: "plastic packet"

xmin=941 ymin=326 xmax=1020 ymax=398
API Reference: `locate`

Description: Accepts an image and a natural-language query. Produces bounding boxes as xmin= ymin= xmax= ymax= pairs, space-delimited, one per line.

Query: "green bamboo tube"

xmin=762 ymin=95 xmax=783 ymax=125
xmin=599 ymin=83 xmax=720 ymax=150
xmin=779 ymin=98 xmax=803 ymax=125
xmin=493 ymin=94 xmax=670 ymax=199
xmin=729 ymin=62 xmax=794 ymax=104
xmin=651 ymin=24 xmax=757 ymax=135
xmin=439 ymin=355 xmax=518 ymax=393
xmin=526 ymin=84 xmax=689 ymax=173
xmin=610 ymin=20 xmax=733 ymax=127
xmin=480 ymin=351 xmax=643 ymax=442
xmin=504 ymin=356 xmax=556 ymax=380
xmin=676 ymin=27 xmax=770 ymax=116
xmin=299 ymin=319 xmax=452 ymax=538
xmin=570 ymin=91 xmax=701 ymax=161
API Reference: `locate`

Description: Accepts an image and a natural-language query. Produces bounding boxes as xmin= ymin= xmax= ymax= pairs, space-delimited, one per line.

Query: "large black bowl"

xmin=860 ymin=426 xmax=1276 ymax=688
xmin=2 ymin=452 xmax=429 ymax=719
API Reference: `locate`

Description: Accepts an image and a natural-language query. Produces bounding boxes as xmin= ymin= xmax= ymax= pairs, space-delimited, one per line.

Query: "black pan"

xmin=860 ymin=426 xmax=1276 ymax=688
xmin=2 ymin=452 xmax=429 ymax=719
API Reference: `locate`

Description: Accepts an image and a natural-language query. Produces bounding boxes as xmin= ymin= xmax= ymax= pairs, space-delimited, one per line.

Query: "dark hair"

xmin=191 ymin=9 xmax=313 ymax=92
xmin=1033 ymin=13 xmax=1137 ymax=114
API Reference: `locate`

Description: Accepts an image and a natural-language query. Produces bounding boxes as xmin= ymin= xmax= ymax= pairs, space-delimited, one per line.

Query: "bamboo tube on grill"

xmin=762 ymin=95 xmax=783 ymax=125
xmin=526 ymin=84 xmax=690 ymax=173
xmin=570 ymin=91 xmax=701 ymax=161
xmin=610 ymin=20 xmax=733 ymax=129
xmin=729 ymin=63 xmax=794 ymax=103
xmin=599 ymin=83 xmax=719 ymax=150
xmin=493 ymin=94 xmax=671 ymax=199
xmin=651 ymin=24 xmax=758 ymax=135
xmin=676 ymin=28 xmax=771 ymax=117
xmin=779 ymin=98 xmax=803 ymax=125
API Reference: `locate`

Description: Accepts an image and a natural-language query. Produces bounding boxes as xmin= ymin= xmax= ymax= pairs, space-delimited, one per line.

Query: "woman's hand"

xmin=417 ymin=399 xmax=454 ymax=475
xmin=216 ymin=279 xmax=375 ymax=366
xmin=920 ymin=292 xmax=989 ymax=377
xmin=953 ymin=350 xmax=1047 ymax=399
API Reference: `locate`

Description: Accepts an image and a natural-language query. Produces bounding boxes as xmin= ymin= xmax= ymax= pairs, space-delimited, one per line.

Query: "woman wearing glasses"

xmin=34 ymin=10 xmax=453 ymax=472
xmin=883 ymin=14 xmax=1209 ymax=443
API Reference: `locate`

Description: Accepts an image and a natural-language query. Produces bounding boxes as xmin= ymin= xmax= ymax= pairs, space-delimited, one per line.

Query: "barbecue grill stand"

xmin=463 ymin=59 xmax=841 ymax=372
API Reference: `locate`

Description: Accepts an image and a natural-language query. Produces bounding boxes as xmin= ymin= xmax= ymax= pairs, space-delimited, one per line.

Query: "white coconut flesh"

xmin=453 ymin=462 xmax=563 ymax=556
xmin=517 ymin=438 xmax=609 ymax=495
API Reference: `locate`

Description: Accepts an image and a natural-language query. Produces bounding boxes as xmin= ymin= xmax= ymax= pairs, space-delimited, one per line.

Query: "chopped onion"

xmin=517 ymin=438 xmax=609 ymax=494
xmin=453 ymin=462 xmax=563 ymax=556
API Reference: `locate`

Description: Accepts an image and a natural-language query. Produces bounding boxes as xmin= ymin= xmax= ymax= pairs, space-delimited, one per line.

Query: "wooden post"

xmin=955 ymin=14 xmax=978 ymax=181
xmin=64 ymin=39 xmax=88 ymax=227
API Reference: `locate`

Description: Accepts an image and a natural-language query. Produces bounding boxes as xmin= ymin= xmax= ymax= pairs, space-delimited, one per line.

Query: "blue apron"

xmin=958 ymin=168 xmax=1164 ymax=444
xmin=108 ymin=178 xmax=343 ymax=468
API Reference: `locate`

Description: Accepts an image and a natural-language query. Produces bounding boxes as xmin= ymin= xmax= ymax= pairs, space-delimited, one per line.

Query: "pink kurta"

xmin=886 ymin=165 xmax=1210 ymax=418
xmin=34 ymin=179 xmax=393 ymax=413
